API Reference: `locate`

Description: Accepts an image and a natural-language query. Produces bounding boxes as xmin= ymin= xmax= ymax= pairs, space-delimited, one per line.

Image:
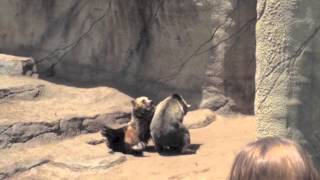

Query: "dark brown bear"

xmin=150 ymin=94 xmax=194 ymax=155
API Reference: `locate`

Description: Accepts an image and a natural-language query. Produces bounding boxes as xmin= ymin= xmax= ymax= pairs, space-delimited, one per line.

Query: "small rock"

xmin=0 ymin=54 xmax=38 ymax=77
xmin=59 ymin=117 xmax=84 ymax=137
xmin=86 ymin=139 xmax=105 ymax=145
xmin=200 ymin=94 xmax=228 ymax=111
xmin=0 ymin=84 xmax=44 ymax=101
xmin=184 ymin=109 xmax=216 ymax=129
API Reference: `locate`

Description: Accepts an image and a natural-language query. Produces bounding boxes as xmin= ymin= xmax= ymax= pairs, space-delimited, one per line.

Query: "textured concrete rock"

xmin=184 ymin=109 xmax=216 ymax=129
xmin=0 ymin=0 xmax=256 ymax=114
xmin=0 ymin=75 xmax=131 ymax=148
xmin=59 ymin=117 xmax=84 ymax=137
xmin=0 ymin=75 xmax=132 ymax=124
xmin=0 ymin=112 xmax=131 ymax=149
xmin=0 ymin=133 xmax=127 ymax=179
xmin=0 ymin=84 xmax=44 ymax=101
xmin=0 ymin=159 xmax=50 ymax=180
xmin=0 ymin=54 xmax=37 ymax=76
xmin=82 ymin=112 xmax=131 ymax=133
xmin=255 ymin=0 xmax=320 ymax=164
xmin=200 ymin=0 xmax=256 ymax=114
xmin=2 ymin=122 xmax=59 ymax=148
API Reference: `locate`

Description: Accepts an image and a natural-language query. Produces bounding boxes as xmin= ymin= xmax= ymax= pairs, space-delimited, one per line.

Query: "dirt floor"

xmin=83 ymin=115 xmax=256 ymax=180
xmin=6 ymin=115 xmax=255 ymax=180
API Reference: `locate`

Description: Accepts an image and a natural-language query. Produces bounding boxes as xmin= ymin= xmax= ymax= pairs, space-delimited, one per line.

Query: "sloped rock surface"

xmin=0 ymin=76 xmax=131 ymax=124
xmin=0 ymin=133 xmax=126 ymax=180
xmin=0 ymin=75 xmax=131 ymax=148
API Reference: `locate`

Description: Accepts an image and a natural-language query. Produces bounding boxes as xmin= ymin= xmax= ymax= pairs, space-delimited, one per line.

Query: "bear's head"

xmin=131 ymin=96 xmax=155 ymax=118
xmin=172 ymin=94 xmax=191 ymax=115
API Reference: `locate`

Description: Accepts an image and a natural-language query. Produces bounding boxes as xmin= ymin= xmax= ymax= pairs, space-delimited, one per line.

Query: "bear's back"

xmin=150 ymin=96 xmax=184 ymax=135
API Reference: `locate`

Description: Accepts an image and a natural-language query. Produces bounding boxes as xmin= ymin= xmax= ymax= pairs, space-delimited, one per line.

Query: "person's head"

xmin=229 ymin=137 xmax=319 ymax=180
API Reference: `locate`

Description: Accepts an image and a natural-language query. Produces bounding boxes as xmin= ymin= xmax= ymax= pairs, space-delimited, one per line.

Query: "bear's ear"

xmin=131 ymin=100 xmax=136 ymax=106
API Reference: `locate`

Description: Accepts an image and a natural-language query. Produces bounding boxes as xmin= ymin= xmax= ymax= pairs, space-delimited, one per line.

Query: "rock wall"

xmin=200 ymin=0 xmax=256 ymax=113
xmin=0 ymin=0 xmax=256 ymax=114
xmin=255 ymin=0 xmax=320 ymax=164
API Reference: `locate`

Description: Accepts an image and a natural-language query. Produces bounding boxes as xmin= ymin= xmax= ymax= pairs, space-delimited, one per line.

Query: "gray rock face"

xmin=0 ymin=0 xmax=256 ymax=114
xmin=255 ymin=0 xmax=320 ymax=164
xmin=0 ymin=112 xmax=130 ymax=149
xmin=200 ymin=0 xmax=256 ymax=114
xmin=0 ymin=84 xmax=44 ymax=101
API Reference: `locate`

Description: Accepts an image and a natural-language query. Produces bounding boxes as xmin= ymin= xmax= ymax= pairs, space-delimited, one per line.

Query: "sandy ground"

xmin=8 ymin=115 xmax=255 ymax=180
xmin=82 ymin=115 xmax=256 ymax=180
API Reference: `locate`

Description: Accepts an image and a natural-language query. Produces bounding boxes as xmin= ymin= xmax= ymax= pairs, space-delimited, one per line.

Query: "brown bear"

xmin=101 ymin=96 xmax=155 ymax=155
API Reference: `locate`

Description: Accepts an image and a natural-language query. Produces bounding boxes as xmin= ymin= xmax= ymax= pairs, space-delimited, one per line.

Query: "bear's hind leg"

xmin=180 ymin=131 xmax=195 ymax=154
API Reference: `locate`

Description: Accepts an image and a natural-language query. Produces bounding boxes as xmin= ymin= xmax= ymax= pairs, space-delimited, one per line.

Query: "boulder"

xmin=184 ymin=109 xmax=216 ymax=129
xmin=0 ymin=54 xmax=37 ymax=77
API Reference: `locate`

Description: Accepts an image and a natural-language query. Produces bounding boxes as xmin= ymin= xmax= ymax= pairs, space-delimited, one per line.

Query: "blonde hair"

xmin=229 ymin=137 xmax=319 ymax=180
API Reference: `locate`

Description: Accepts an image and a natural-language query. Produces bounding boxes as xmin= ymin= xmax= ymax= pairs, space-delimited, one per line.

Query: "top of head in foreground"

xmin=229 ymin=137 xmax=319 ymax=180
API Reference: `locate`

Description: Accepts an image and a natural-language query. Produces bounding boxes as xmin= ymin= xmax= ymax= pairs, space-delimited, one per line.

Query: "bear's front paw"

xmin=131 ymin=142 xmax=146 ymax=151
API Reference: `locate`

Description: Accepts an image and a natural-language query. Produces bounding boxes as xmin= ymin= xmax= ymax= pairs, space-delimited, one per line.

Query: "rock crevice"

xmin=0 ymin=112 xmax=130 ymax=149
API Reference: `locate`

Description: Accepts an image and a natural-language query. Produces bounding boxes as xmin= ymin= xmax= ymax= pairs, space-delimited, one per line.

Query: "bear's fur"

xmin=150 ymin=94 xmax=194 ymax=154
xmin=101 ymin=96 xmax=155 ymax=154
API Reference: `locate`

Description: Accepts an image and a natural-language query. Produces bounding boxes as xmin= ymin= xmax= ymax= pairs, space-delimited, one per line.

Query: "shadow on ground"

xmin=143 ymin=144 xmax=202 ymax=156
